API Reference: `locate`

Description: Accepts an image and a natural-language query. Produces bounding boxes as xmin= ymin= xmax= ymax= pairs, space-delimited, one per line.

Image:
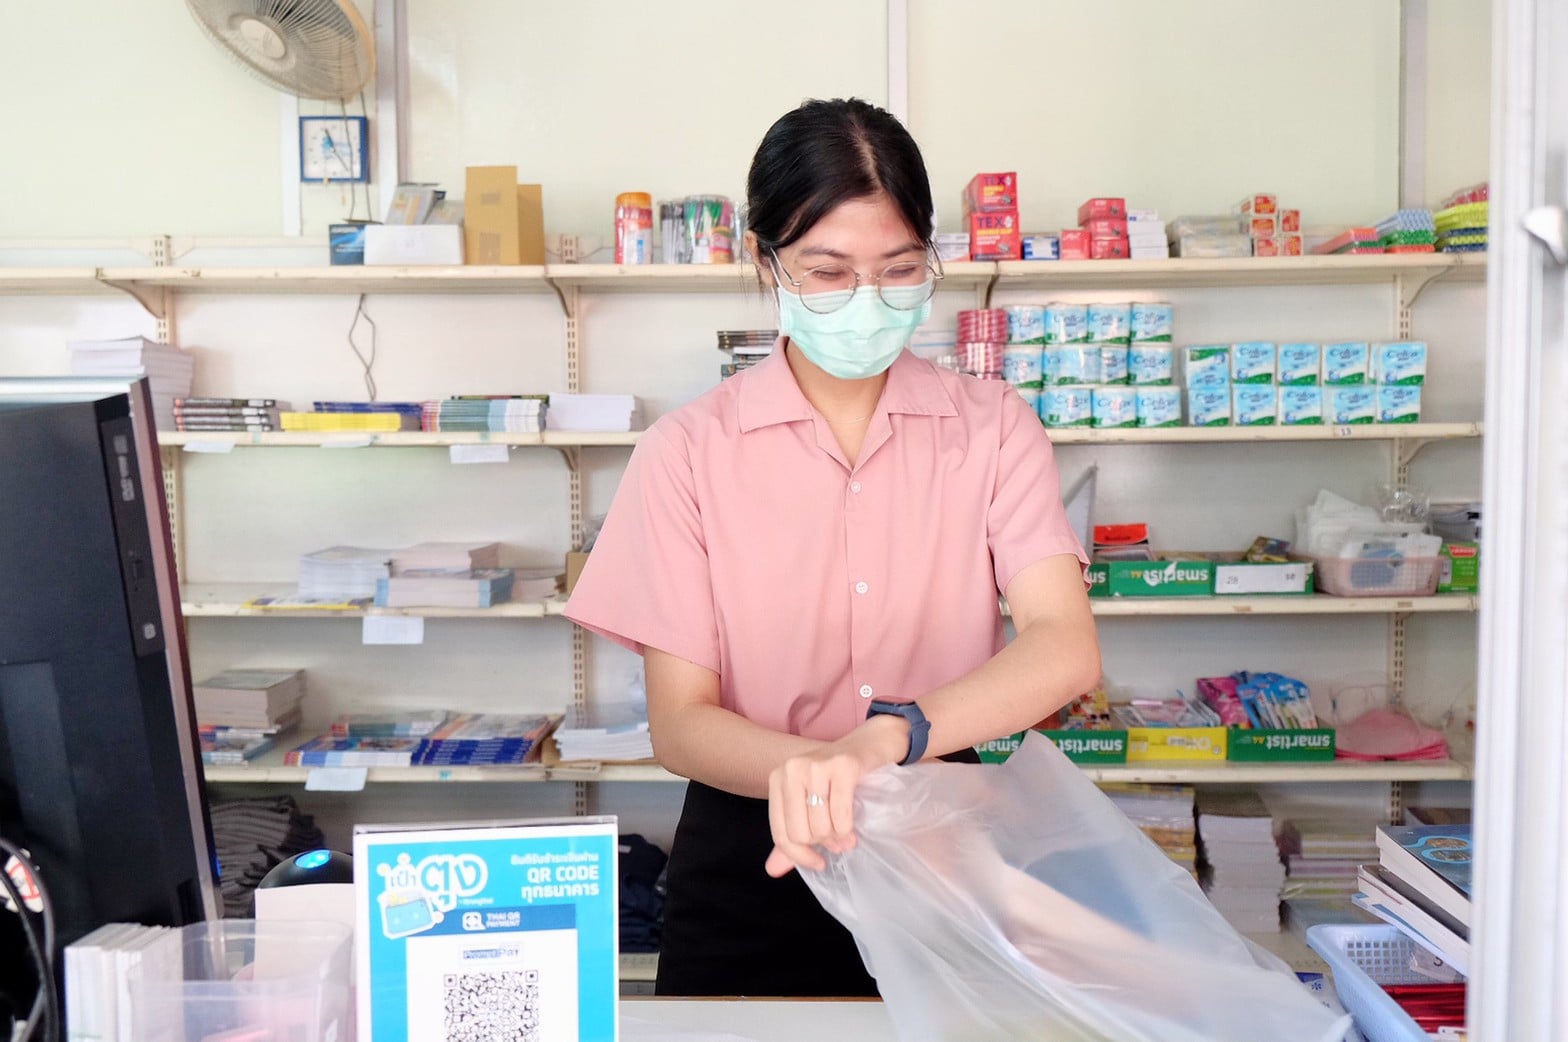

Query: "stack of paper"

xmin=65 ymin=923 xmax=180 ymax=1042
xmin=298 ymin=546 xmax=393 ymax=600
xmin=1101 ymin=783 xmax=1198 ymax=879
xmin=391 ymin=541 xmax=501 ymax=573
xmin=1277 ymin=817 xmax=1381 ymax=901
xmin=375 ymin=567 xmax=516 ymax=608
xmin=68 ymin=336 xmax=195 ymax=431
xmin=283 ymin=734 xmax=424 ymax=767
xmin=193 ymin=668 xmax=306 ymax=731
xmin=554 ymin=700 xmax=653 ymax=762
xmin=415 ymin=713 xmax=559 ymax=765
xmin=426 ymin=395 xmax=548 ymax=432
xmin=1198 ymin=791 xmax=1286 ymax=932
xmin=547 ymin=393 xmax=641 ymax=432
xmin=331 ymin=708 xmax=452 ymax=738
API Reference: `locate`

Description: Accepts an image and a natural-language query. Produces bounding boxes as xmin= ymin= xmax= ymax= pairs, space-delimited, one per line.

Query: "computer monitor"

xmin=0 ymin=377 xmax=219 ymax=1029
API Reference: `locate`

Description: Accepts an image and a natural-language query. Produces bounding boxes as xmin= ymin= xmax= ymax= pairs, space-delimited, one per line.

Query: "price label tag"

xmin=1333 ymin=425 xmax=1355 ymax=438
xmin=306 ymin=767 xmax=369 ymax=792
xmin=183 ymin=440 xmax=237 ymax=454
xmin=450 ymin=444 xmax=510 ymax=465
xmin=363 ymin=616 xmax=425 ymax=645
xmin=322 ymin=436 xmax=374 ymax=449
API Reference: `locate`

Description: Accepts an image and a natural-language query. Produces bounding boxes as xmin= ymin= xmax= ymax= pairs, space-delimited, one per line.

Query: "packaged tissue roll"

xmin=1130 ymin=302 xmax=1174 ymax=342
xmin=1091 ymin=387 xmax=1138 ymax=429
xmin=1232 ymin=384 xmax=1278 ymax=426
xmin=1006 ymin=305 xmax=1047 ymax=345
xmin=1128 ymin=344 xmax=1175 ymax=385
xmin=1002 ymin=345 xmax=1045 ymax=389
xmin=1277 ymin=343 xmax=1321 ymax=386
xmin=1181 ymin=345 xmax=1231 ymax=388
xmin=1136 ymin=386 xmax=1183 ymax=427
xmin=1279 ymin=386 xmax=1323 ymax=425
xmin=1327 ymin=386 xmax=1376 ymax=425
xmin=1048 ymin=345 xmax=1102 ymax=385
xmin=1043 ymin=385 xmax=1094 ymax=427
xmin=1187 ymin=385 xmax=1231 ymax=427
xmin=1044 ymin=304 xmax=1089 ymax=344
xmin=1230 ymin=342 xmax=1276 ymax=384
xmin=1016 ymin=386 xmax=1042 ymax=419
xmin=1378 ymin=385 xmax=1422 ymax=423
xmin=1086 ymin=303 xmax=1132 ymax=344
xmin=1097 ymin=344 xmax=1129 ymax=385
xmin=1374 ymin=341 xmax=1427 ymax=386
xmin=1323 ymin=342 xmax=1371 ymax=385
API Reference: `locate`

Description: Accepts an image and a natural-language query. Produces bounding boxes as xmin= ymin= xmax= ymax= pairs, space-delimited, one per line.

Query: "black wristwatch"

xmin=866 ymin=700 xmax=931 ymax=766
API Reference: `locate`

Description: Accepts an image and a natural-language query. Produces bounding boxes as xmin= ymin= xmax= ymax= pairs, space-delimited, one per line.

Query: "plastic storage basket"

xmin=1306 ymin=923 xmax=1451 ymax=1042
xmin=1309 ymin=555 xmax=1441 ymax=597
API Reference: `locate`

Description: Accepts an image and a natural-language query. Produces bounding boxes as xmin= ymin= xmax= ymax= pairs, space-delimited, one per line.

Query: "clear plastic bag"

xmin=802 ymin=734 xmax=1351 ymax=1042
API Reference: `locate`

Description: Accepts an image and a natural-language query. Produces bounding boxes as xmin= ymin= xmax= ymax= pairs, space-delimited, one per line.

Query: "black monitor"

xmin=0 ymin=378 xmax=218 ymax=1032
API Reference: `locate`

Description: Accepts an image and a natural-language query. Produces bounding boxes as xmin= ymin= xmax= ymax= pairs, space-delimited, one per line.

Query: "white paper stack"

xmin=554 ymin=700 xmax=653 ymax=762
xmin=1198 ymin=790 xmax=1286 ymax=932
xmin=390 ymin=541 xmax=501 ymax=573
xmin=68 ymin=336 xmax=195 ymax=431
xmin=1277 ymin=817 xmax=1382 ymax=901
xmin=547 ymin=393 xmax=642 ymax=432
xmin=1128 ymin=210 xmax=1170 ymax=260
xmin=65 ymin=923 xmax=180 ymax=1042
xmin=298 ymin=546 xmax=393 ymax=600
xmin=1101 ymin=783 xmax=1198 ymax=879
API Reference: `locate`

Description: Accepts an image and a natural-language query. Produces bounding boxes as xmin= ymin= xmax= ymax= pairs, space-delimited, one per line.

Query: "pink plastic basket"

xmin=1309 ymin=556 xmax=1441 ymax=597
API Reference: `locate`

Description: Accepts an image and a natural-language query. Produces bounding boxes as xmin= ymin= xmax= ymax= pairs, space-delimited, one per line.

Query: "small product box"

xmin=1238 ymin=193 xmax=1278 ymax=216
xmin=1091 ymin=386 xmax=1138 ymax=428
xmin=1277 ymin=343 xmax=1321 ymax=385
xmin=934 ymin=232 xmax=971 ymax=262
xmin=1127 ymin=208 xmax=1161 ymax=222
xmin=364 ymin=224 xmax=465 ymax=266
xmin=1129 ymin=344 xmax=1176 ymax=384
xmin=1059 ymin=228 xmax=1092 ymax=260
xmin=1098 ymin=344 xmax=1129 ymax=384
xmin=1438 ymin=542 xmax=1480 ymax=593
xmin=1136 ymin=386 xmax=1183 ymax=426
xmin=1253 ymin=236 xmax=1282 ymax=258
xmin=1282 ymin=234 xmax=1304 ymax=256
xmin=1187 ymin=385 xmax=1232 ymax=426
xmin=1022 ymin=234 xmax=1060 ymax=260
xmin=1130 ymin=245 xmax=1171 ymax=261
xmin=1048 ymin=346 xmax=1102 ymax=384
xmin=330 ymin=223 xmax=368 ymax=265
xmin=975 ymin=730 xmax=1129 ymax=765
xmin=1374 ymin=341 xmax=1428 ymax=385
xmin=1083 ymin=217 xmax=1129 ymax=239
xmin=1327 ymin=385 xmax=1377 ymax=425
xmin=1377 ymin=384 xmax=1423 ymax=423
xmin=1227 ymin=728 xmax=1336 ymax=762
xmin=1233 ymin=383 xmax=1278 ymax=426
xmin=1085 ymin=555 xmax=1216 ymax=598
xmin=1130 ymin=302 xmax=1174 ymax=342
xmin=1044 ymin=303 xmax=1090 ymax=344
xmin=963 ymin=171 xmax=1018 ymax=213
xmin=1209 ymin=553 xmax=1315 ymax=595
xmin=1279 ymin=386 xmax=1324 ymax=425
xmin=1126 ymin=726 xmax=1228 ymax=762
xmin=1078 ymin=197 xmax=1127 ymax=223
xmin=968 ymin=209 xmax=1021 ymax=260
xmin=1086 ymin=303 xmax=1132 ymax=343
xmin=1230 ymin=341 xmax=1276 ymax=384
xmin=1181 ymin=345 xmax=1231 ymax=388
xmin=1279 ymin=208 xmax=1301 ymax=233
xmin=1322 ymin=341 xmax=1371 ymax=385
xmin=1042 ymin=385 xmax=1095 ymax=427
xmin=1091 ymin=236 xmax=1131 ymax=260
xmin=1245 ymin=215 xmax=1279 ymax=238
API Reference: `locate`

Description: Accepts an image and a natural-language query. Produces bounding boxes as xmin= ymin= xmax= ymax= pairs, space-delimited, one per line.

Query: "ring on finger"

xmin=806 ymin=792 xmax=826 ymax=808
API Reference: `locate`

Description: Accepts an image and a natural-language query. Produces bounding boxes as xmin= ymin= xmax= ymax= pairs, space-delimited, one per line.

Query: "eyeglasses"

xmin=767 ymin=249 xmax=944 ymax=315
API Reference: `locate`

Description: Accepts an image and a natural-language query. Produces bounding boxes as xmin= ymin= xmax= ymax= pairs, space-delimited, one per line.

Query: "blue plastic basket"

xmin=1306 ymin=924 xmax=1451 ymax=1042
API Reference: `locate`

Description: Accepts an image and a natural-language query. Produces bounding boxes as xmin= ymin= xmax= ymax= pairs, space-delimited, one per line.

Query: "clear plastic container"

xmin=1309 ymin=555 xmax=1441 ymax=596
xmin=130 ymin=920 xmax=353 ymax=1042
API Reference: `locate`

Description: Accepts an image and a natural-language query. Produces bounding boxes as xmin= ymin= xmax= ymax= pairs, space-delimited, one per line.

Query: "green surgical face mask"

xmin=777 ymin=284 xmax=932 ymax=381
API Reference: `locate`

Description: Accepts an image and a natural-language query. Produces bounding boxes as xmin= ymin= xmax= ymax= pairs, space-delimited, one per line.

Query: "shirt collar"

xmin=737 ymin=338 xmax=958 ymax=433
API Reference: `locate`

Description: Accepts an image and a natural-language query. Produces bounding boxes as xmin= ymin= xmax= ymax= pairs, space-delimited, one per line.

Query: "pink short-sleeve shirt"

xmin=564 ymin=344 xmax=1088 ymax=742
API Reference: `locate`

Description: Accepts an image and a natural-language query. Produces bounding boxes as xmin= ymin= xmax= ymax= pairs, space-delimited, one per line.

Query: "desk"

xmin=622 ymin=998 xmax=897 ymax=1041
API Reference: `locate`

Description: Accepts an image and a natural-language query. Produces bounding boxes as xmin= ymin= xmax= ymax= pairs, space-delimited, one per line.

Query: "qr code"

xmin=443 ymin=969 xmax=540 ymax=1042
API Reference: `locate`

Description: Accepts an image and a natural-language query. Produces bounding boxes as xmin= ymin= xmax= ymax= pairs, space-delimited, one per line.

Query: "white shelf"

xmin=180 ymin=583 xmax=568 ymax=619
xmin=99 ymin=265 xmax=553 ymax=296
xmin=1081 ymin=759 xmax=1472 ymax=784
xmin=0 ymin=267 xmax=112 ymax=296
xmin=993 ymin=252 xmax=1487 ymax=290
xmin=1087 ymin=594 xmax=1478 ymax=616
xmin=1047 ymin=422 xmax=1481 ymax=445
xmin=160 ymin=430 xmax=642 ymax=448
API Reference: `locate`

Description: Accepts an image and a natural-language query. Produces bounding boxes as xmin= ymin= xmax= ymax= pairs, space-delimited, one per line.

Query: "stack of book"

xmin=65 ymin=923 xmax=179 ymax=1042
xmin=283 ymin=734 xmax=425 ymax=767
xmin=1277 ymin=816 xmax=1382 ymax=903
xmin=717 ymin=329 xmax=776 ymax=380
xmin=415 ymin=713 xmax=559 ymax=766
xmin=331 ymin=708 xmax=451 ymax=738
xmin=172 ymin=397 xmax=289 ymax=432
xmin=280 ymin=402 xmax=423 ymax=432
xmin=391 ymin=542 xmax=500 ymax=571
xmin=423 ymin=395 xmax=548 ymax=432
xmin=546 ymin=393 xmax=641 ymax=432
xmin=1101 ymin=783 xmax=1198 ymax=880
xmin=1197 ymin=790 xmax=1286 ymax=933
xmin=67 ymin=336 xmax=195 ymax=431
xmin=554 ymin=701 xmax=653 ymax=762
xmin=193 ymin=668 xmax=306 ymax=765
xmin=1355 ymin=821 xmax=1472 ymax=974
xmin=298 ymin=546 xmax=393 ymax=600
xmin=375 ymin=568 xmax=517 ymax=608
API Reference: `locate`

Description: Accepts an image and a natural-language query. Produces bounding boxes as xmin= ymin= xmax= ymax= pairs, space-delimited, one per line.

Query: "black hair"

xmin=746 ymin=98 xmax=934 ymax=255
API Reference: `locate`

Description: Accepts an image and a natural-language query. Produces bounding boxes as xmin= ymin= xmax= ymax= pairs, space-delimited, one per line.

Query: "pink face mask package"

xmin=802 ymin=734 xmax=1351 ymax=1042
xmin=1333 ymin=706 xmax=1449 ymax=760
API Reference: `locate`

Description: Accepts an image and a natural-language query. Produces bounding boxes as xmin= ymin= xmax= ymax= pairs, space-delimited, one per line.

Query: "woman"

xmin=565 ymin=98 xmax=1099 ymax=997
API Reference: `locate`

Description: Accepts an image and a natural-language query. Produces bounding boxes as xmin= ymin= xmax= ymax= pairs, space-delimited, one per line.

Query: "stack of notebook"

xmin=173 ymin=397 xmax=289 ymax=432
xmin=298 ymin=546 xmax=393 ymax=600
xmin=68 ymin=336 xmax=194 ymax=431
xmin=1102 ymin=783 xmax=1198 ymax=880
xmin=424 ymin=395 xmax=548 ymax=432
xmin=546 ymin=394 xmax=641 ymax=432
xmin=194 ymin=668 xmax=306 ymax=764
xmin=280 ymin=402 xmax=422 ymax=432
xmin=1197 ymin=790 xmax=1285 ymax=933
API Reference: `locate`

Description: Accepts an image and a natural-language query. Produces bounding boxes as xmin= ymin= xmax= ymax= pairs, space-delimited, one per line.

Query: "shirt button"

xmin=850 ymin=481 xmax=863 ymax=494
xmin=854 ymin=581 xmax=869 ymax=595
xmin=859 ymin=684 xmax=874 ymax=699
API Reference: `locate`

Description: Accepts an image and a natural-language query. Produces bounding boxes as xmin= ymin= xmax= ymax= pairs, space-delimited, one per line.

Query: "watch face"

xmin=300 ymin=116 xmax=368 ymax=183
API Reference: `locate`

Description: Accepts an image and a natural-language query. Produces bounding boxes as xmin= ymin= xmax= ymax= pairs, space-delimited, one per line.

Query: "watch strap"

xmin=866 ymin=699 xmax=931 ymax=766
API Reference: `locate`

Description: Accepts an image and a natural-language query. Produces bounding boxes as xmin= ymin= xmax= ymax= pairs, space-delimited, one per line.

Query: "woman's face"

xmin=760 ymin=194 xmax=926 ymax=293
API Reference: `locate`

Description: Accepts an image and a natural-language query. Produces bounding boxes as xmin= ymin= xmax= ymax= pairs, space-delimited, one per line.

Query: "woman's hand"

xmin=763 ymin=714 xmax=910 ymax=877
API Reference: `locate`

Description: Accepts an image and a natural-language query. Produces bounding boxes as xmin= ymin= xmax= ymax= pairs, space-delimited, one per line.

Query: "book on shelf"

xmin=385 ymin=183 xmax=443 ymax=225
xmin=199 ymin=704 xmax=303 ymax=742
xmin=243 ymin=594 xmax=373 ymax=611
xmin=283 ymin=735 xmax=425 ymax=768
xmin=391 ymin=541 xmax=502 ymax=573
xmin=331 ymin=708 xmax=452 ymax=738
xmin=175 ymin=397 xmax=290 ymax=409
xmin=193 ymin=668 xmax=305 ymax=728
xmin=554 ymin=700 xmax=652 ymax=762
xmin=414 ymin=712 xmax=560 ymax=766
xmin=280 ymin=411 xmax=419 ymax=432
xmin=546 ymin=393 xmax=641 ymax=432
xmin=299 ymin=546 xmax=394 ymax=600
xmin=200 ymin=731 xmax=280 ymax=765
xmin=1354 ymin=863 xmax=1470 ymax=974
xmin=375 ymin=567 xmax=516 ymax=609
xmin=1375 ymin=823 xmax=1473 ymax=929
xmin=427 ymin=396 xmax=547 ymax=433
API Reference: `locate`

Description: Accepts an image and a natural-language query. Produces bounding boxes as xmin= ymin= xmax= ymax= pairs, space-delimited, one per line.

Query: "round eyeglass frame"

xmin=766 ymin=248 xmax=945 ymax=314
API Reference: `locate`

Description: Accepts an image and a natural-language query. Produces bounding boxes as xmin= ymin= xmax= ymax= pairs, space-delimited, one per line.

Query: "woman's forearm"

xmin=652 ymin=700 xmax=822 ymax=799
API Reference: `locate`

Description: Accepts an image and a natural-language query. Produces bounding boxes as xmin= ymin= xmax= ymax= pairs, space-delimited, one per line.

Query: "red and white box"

xmin=1282 ymin=233 xmax=1304 ymax=256
xmin=964 ymin=172 xmax=1018 ymax=214
xmin=1077 ymin=197 xmax=1127 ymax=224
xmin=1060 ymin=228 xmax=1092 ymax=260
xmin=1082 ymin=217 xmax=1129 ymax=239
xmin=1279 ymin=208 xmax=1301 ymax=233
xmin=1238 ymin=194 xmax=1278 ymax=216
xmin=1253 ymin=237 xmax=1282 ymax=258
xmin=1245 ymin=215 xmax=1278 ymax=238
xmin=968 ymin=209 xmax=1021 ymax=260
xmin=1090 ymin=236 xmax=1131 ymax=260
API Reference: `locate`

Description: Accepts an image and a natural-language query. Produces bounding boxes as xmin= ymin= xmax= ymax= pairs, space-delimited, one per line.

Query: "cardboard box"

xmin=1059 ymin=228 xmax=1092 ymax=260
xmin=364 ymin=224 xmax=464 ymax=266
xmin=1126 ymin=725 xmax=1227 ymax=761
xmin=465 ymin=165 xmax=521 ymax=265
xmin=565 ymin=551 xmax=590 ymax=595
xmin=1082 ymin=217 xmax=1129 ymax=239
xmin=1227 ymin=728 xmax=1336 ymax=761
xmin=1238 ymin=193 xmax=1278 ymax=216
xmin=1208 ymin=554 xmax=1315 ymax=595
xmin=968 ymin=209 xmax=1020 ymax=260
xmin=964 ymin=172 xmax=1018 ymax=213
xmin=974 ymin=729 xmax=1128 ymax=764
xmin=517 ymin=184 xmax=546 ymax=265
xmin=1090 ymin=236 xmax=1130 ymax=260
xmin=1077 ymin=197 xmax=1127 ymax=223
xmin=1438 ymin=542 xmax=1479 ymax=593
xmin=1282 ymin=233 xmax=1304 ymax=256
xmin=1279 ymin=208 xmax=1302 ymax=233
xmin=1022 ymin=234 xmax=1060 ymax=260
xmin=1086 ymin=556 xmax=1215 ymax=598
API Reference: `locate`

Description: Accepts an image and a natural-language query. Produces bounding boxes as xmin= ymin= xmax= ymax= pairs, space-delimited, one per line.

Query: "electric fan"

xmin=185 ymin=0 xmax=376 ymax=101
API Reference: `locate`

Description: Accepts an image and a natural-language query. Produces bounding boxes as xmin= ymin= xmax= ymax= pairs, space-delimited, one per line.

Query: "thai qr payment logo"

xmin=376 ymin=852 xmax=488 ymax=939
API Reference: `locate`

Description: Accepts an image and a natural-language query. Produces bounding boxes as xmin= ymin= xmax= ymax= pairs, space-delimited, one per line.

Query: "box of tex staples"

xmin=355 ymin=816 xmax=618 ymax=1042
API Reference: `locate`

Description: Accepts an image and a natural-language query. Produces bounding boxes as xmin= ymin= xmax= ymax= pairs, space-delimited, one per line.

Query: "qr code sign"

xmin=443 ymin=969 xmax=541 ymax=1042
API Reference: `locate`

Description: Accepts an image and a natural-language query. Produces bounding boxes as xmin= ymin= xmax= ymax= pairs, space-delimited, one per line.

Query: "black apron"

xmin=654 ymin=748 xmax=980 ymax=997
